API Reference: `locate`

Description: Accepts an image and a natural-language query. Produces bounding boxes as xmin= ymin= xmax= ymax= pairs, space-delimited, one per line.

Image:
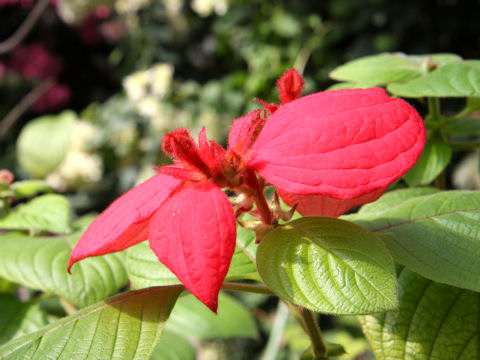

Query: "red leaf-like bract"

xmin=249 ymin=88 xmax=426 ymax=199
xmin=148 ymin=181 xmax=236 ymax=312
xmin=279 ymin=187 xmax=387 ymax=217
xmin=67 ymin=174 xmax=183 ymax=271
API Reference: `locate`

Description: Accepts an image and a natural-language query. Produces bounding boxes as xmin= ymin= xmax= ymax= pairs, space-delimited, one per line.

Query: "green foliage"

xmin=0 ymin=294 xmax=48 ymax=345
xmin=0 ymin=286 xmax=182 ymax=359
xmin=403 ymin=141 xmax=452 ymax=186
xmin=0 ymin=194 xmax=70 ymax=234
xmin=345 ymin=190 xmax=480 ymax=292
xmin=360 ymin=267 xmax=479 ymax=360
xmin=0 ymin=216 xmax=128 ymax=308
xmin=257 ymin=217 xmax=397 ymax=315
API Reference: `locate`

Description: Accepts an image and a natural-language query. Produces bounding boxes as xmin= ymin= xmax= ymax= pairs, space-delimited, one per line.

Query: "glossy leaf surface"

xmin=359 ymin=268 xmax=479 ymax=360
xmin=346 ymin=190 xmax=480 ymax=291
xmin=0 ymin=217 xmax=128 ymax=308
xmin=0 ymin=286 xmax=182 ymax=360
xmin=0 ymin=194 xmax=69 ymax=234
xmin=257 ymin=217 xmax=397 ymax=315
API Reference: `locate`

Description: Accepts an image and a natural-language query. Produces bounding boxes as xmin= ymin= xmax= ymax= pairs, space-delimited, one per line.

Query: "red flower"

xmin=68 ymin=69 xmax=425 ymax=311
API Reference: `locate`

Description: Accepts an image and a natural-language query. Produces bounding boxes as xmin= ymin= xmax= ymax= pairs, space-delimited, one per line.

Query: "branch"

xmin=0 ymin=0 xmax=51 ymax=55
xmin=0 ymin=80 xmax=50 ymax=138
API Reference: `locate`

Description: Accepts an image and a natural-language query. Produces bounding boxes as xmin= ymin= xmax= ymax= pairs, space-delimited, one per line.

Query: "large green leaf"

xmin=329 ymin=53 xmax=461 ymax=87
xmin=0 ymin=294 xmax=48 ymax=345
xmin=256 ymin=217 xmax=397 ymax=315
xmin=166 ymin=293 xmax=258 ymax=339
xmin=0 ymin=194 xmax=70 ymax=234
xmin=359 ymin=267 xmax=479 ymax=360
xmin=0 ymin=286 xmax=183 ymax=359
xmin=0 ymin=217 xmax=128 ymax=308
xmin=150 ymin=330 xmax=195 ymax=360
xmin=403 ymin=141 xmax=452 ymax=186
xmin=126 ymin=227 xmax=259 ymax=289
xmin=17 ymin=111 xmax=76 ymax=178
xmin=388 ymin=62 xmax=480 ymax=97
xmin=345 ymin=190 xmax=480 ymax=292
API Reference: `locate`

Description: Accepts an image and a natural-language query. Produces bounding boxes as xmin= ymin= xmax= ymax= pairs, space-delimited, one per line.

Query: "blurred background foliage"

xmin=0 ymin=0 xmax=479 ymax=358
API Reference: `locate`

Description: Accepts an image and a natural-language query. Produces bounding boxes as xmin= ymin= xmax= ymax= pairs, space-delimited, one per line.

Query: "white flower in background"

xmin=452 ymin=152 xmax=480 ymax=190
xmin=47 ymin=152 xmax=103 ymax=191
xmin=123 ymin=70 xmax=149 ymax=102
xmin=191 ymin=0 xmax=228 ymax=17
xmin=137 ymin=95 xmax=161 ymax=118
xmin=163 ymin=0 xmax=183 ymax=15
xmin=150 ymin=63 xmax=174 ymax=98
xmin=46 ymin=120 xmax=103 ymax=191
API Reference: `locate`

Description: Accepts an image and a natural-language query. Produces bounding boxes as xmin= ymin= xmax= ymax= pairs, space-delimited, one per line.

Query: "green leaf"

xmin=0 ymin=294 xmax=48 ymax=345
xmin=403 ymin=141 xmax=452 ymax=186
xmin=346 ymin=190 xmax=480 ymax=292
xmin=166 ymin=293 xmax=258 ymax=339
xmin=0 ymin=194 xmax=70 ymax=234
xmin=150 ymin=330 xmax=195 ymax=360
xmin=0 ymin=219 xmax=128 ymax=308
xmin=329 ymin=53 xmax=424 ymax=86
xmin=127 ymin=228 xmax=259 ymax=289
xmin=0 ymin=286 xmax=183 ymax=360
xmin=17 ymin=111 xmax=76 ymax=178
xmin=388 ymin=62 xmax=480 ymax=97
xmin=10 ymin=180 xmax=52 ymax=199
xmin=443 ymin=117 xmax=480 ymax=136
xmin=359 ymin=267 xmax=479 ymax=360
xmin=256 ymin=217 xmax=398 ymax=315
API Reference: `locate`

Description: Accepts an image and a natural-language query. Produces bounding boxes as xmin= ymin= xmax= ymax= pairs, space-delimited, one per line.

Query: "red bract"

xmin=68 ymin=69 xmax=426 ymax=311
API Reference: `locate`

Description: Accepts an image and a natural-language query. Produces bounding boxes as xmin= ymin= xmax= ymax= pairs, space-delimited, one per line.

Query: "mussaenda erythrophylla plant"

xmin=68 ymin=69 xmax=426 ymax=312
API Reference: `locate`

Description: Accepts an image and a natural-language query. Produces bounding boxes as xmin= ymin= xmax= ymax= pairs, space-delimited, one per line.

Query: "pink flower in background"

xmin=68 ymin=69 xmax=426 ymax=311
xmin=32 ymin=82 xmax=71 ymax=112
xmin=8 ymin=43 xmax=63 ymax=80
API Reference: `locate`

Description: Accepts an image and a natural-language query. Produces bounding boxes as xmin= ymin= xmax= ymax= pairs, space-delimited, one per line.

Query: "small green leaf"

xmin=127 ymin=227 xmax=259 ymax=289
xmin=388 ymin=62 xmax=480 ymax=97
xmin=346 ymin=190 xmax=480 ymax=292
xmin=257 ymin=217 xmax=398 ymax=315
xmin=17 ymin=111 xmax=76 ymax=178
xmin=0 ymin=219 xmax=128 ymax=308
xmin=0 ymin=294 xmax=48 ymax=345
xmin=166 ymin=293 xmax=258 ymax=339
xmin=359 ymin=267 xmax=479 ymax=360
xmin=0 ymin=286 xmax=183 ymax=360
xmin=150 ymin=330 xmax=195 ymax=360
xmin=443 ymin=117 xmax=480 ymax=136
xmin=10 ymin=180 xmax=52 ymax=199
xmin=329 ymin=53 xmax=424 ymax=86
xmin=403 ymin=141 xmax=452 ymax=186
xmin=0 ymin=194 xmax=70 ymax=234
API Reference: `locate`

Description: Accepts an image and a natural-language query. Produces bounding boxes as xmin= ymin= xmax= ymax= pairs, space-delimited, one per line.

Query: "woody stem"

xmin=253 ymin=187 xmax=273 ymax=225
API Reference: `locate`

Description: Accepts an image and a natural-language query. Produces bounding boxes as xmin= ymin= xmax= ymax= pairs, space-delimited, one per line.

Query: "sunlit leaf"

xmin=345 ymin=190 xmax=480 ymax=291
xmin=257 ymin=217 xmax=397 ymax=315
xmin=359 ymin=268 xmax=479 ymax=359
xmin=0 ymin=217 xmax=127 ymax=308
xmin=0 ymin=194 xmax=70 ymax=234
xmin=0 ymin=286 xmax=182 ymax=359
xmin=388 ymin=62 xmax=480 ymax=97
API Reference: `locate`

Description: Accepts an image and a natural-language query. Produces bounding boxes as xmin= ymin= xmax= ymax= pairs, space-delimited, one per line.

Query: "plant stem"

xmin=0 ymin=0 xmax=51 ymax=54
xmin=253 ymin=188 xmax=273 ymax=225
xmin=297 ymin=306 xmax=327 ymax=358
xmin=427 ymin=97 xmax=441 ymax=122
xmin=222 ymin=282 xmax=273 ymax=295
xmin=261 ymin=301 xmax=290 ymax=360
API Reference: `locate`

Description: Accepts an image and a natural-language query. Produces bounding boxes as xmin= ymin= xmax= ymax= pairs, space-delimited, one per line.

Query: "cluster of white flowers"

xmin=191 ymin=0 xmax=228 ymax=17
xmin=47 ymin=121 xmax=103 ymax=191
xmin=452 ymin=152 xmax=480 ymax=190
